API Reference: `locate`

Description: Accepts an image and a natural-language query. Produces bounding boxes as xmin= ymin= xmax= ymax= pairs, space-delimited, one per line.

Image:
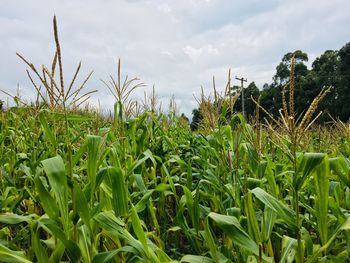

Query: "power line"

xmin=235 ymin=76 xmax=247 ymax=117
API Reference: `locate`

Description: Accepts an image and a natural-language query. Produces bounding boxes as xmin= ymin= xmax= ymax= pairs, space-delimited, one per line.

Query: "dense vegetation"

xmin=1 ymin=95 xmax=350 ymax=263
xmin=192 ymin=42 xmax=350 ymax=128
xmin=1 ymin=16 xmax=350 ymax=263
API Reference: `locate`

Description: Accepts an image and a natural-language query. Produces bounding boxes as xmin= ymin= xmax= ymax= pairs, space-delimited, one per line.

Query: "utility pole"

xmin=235 ymin=76 xmax=247 ymax=118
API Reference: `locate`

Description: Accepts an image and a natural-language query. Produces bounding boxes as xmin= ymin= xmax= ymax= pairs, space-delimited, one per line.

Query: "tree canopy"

xmin=191 ymin=41 xmax=350 ymax=129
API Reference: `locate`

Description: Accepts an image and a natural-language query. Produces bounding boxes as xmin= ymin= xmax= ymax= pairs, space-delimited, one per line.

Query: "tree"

xmin=190 ymin=42 xmax=350 ymax=124
xmin=309 ymin=50 xmax=339 ymax=118
xmin=260 ymin=83 xmax=277 ymax=117
xmin=337 ymin=42 xmax=350 ymax=120
xmin=263 ymin=50 xmax=311 ymax=117
xmin=273 ymin=50 xmax=309 ymax=85
xmin=190 ymin=108 xmax=203 ymax=131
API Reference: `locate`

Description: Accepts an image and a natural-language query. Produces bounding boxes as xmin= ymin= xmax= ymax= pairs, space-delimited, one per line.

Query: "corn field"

xmin=1 ymin=101 xmax=350 ymax=262
xmin=1 ymin=16 xmax=350 ymax=263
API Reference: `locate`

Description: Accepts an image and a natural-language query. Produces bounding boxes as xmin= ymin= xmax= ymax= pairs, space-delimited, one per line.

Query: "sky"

xmin=1 ymin=0 xmax=349 ymax=116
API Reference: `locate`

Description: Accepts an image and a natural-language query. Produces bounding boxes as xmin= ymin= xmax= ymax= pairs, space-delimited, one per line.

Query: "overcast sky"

xmin=1 ymin=0 xmax=349 ymax=116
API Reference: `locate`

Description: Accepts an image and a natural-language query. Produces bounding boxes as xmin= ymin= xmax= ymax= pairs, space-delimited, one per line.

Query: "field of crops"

xmin=1 ymin=96 xmax=350 ymax=263
xmin=1 ymin=16 xmax=350 ymax=263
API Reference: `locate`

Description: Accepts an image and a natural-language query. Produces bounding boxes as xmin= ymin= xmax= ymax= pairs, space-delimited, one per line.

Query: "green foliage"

xmin=193 ymin=42 xmax=350 ymax=122
xmin=0 ymin=104 xmax=349 ymax=263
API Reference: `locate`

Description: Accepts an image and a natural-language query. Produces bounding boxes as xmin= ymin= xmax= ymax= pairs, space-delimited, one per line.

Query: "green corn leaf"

xmin=131 ymin=205 xmax=159 ymax=262
xmin=301 ymin=228 xmax=313 ymax=256
xmin=108 ymin=167 xmax=128 ymax=217
xmin=50 ymin=111 xmax=93 ymax=122
xmin=0 ymin=244 xmax=31 ymax=263
xmin=208 ymin=212 xmax=272 ymax=261
xmin=31 ymin=223 xmax=49 ymax=263
xmin=38 ymin=110 xmax=57 ymax=148
xmin=72 ymin=140 xmax=87 ymax=167
xmin=261 ymin=207 xmax=276 ymax=242
xmin=181 ymin=255 xmax=214 ymax=263
xmin=306 ymin=217 xmax=350 ymax=263
xmin=132 ymin=173 xmax=147 ymax=192
xmin=244 ymin=192 xmax=262 ymax=244
xmin=241 ymin=142 xmax=259 ymax=174
xmin=94 ymin=211 xmax=125 ymax=232
xmin=251 ymin=187 xmax=297 ymax=231
xmin=78 ymin=225 xmax=91 ymax=263
xmin=135 ymin=190 xmax=154 ymax=212
xmin=128 ymin=149 xmax=155 ymax=175
xmin=40 ymin=218 xmax=81 ymax=263
xmin=204 ymin=217 xmax=219 ymax=262
xmin=50 ymin=241 xmax=65 ymax=263
xmin=74 ymin=181 xmax=92 ymax=233
xmin=41 ymin=155 xmax=69 ymax=229
xmin=92 ymin=247 xmax=138 ymax=263
xmin=0 ymin=213 xmax=33 ymax=224
xmin=130 ymin=205 xmax=148 ymax=253
xmin=84 ymin=167 xmax=109 ymax=202
xmin=181 ymin=185 xmax=199 ymax=233
xmin=314 ymin=157 xmax=329 ymax=246
xmin=280 ymin=235 xmax=298 ymax=263
xmin=264 ymin=158 xmax=279 ymax=197
xmin=96 ymin=210 xmax=156 ymax=262
xmin=92 ymin=250 xmax=120 ymax=263
xmin=329 ymin=156 xmax=350 ymax=187
xmin=34 ymin=175 xmax=59 ymax=221
xmin=86 ymin=135 xmax=102 ymax=202
xmin=295 ymin=153 xmax=325 ymax=190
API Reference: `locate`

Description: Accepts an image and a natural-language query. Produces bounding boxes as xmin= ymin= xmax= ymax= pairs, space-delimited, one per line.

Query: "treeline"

xmin=191 ymin=41 xmax=350 ymax=129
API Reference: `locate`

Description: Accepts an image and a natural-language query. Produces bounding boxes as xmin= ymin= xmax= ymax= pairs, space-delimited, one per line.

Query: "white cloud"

xmin=157 ymin=3 xmax=172 ymax=14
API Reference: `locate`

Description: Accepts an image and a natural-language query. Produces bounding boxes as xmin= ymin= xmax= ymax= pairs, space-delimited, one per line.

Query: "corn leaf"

xmin=0 ymin=244 xmax=31 ymax=263
xmin=314 ymin=157 xmax=329 ymax=246
xmin=295 ymin=153 xmax=325 ymax=190
xmin=38 ymin=110 xmax=57 ymax=149
xmin=208 ymin=212 xmax=271 ymax=261
xmin=41 ymin=155 xmax=69 ymax=229
xmin=40 ymin=218 xmax=81 ymax=263
xmin=251 ymin=187 xmax=297 ymax=231
xmin=34 ymin=175 xmax=59 ymax=221
xmin=108 ymin=167 xmax=128 ymax=217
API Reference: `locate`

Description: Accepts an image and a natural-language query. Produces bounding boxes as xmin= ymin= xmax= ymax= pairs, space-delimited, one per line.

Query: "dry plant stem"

xmin=225 ymin=69 xmax=234 ymax=114
xmin=18 ymin=15 xmax=96 ymax=112
xmin=297 ymin=87 xmax=330 ymax=141
xmin=0 ymin=88 xmax=28 ymax=106
xmin=25 ymin=70 xmax=49 ymax=105
xmin=65 ymin=61 xmax=82 ymax=100
xmin=251 ymin=96 xmax=280 ymax=126
xmin=281 ymin=88 xmax=289 ymax=126
xmin=17 ymin=53 xmax=53 ymax=104
xmin=42 ymin=67 xmax=62 ymax=102
xmin=330 ymin=115 xmax=350 ymax=140
xmin=255 ymin=96 xmax=262 ymax=157
xmin=70 ymin=90 xmax=97 ymax=108
xmin=51 ymin=51 xmax=58 ymax=81
xmin=48 ymin=52 xmax=58 ymax=107
xmin=53 ymin=16 xmax=64 ymax=97
xmin=289 ymin=56 xmax=295 ymax=118
xmin=72 ymin=96 xmax=91 ymax=110
xmin=67 ymin=71 xmax=94 ymax=102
